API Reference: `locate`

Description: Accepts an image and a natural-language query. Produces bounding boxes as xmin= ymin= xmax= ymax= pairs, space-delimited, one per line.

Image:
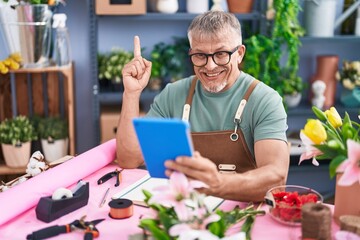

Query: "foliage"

xmin=0 ymin=115 xmax=37 ymax=145
xmin=299 ymin=106 xmax=360 ymax=178
xmin=336 ymin=60 xmax=360 ymax=90
xmin=138 ymin=172 xmax=265 ymax=239
xmin=243 ymin=0 xmax=305 ymax=96
xmin=98 ymin=48 xmax=133 ymax=83
xmin=150 ymin=37 xmax=190 ymax=83
xmin=38 ymin=116 xmax=68 ymax=140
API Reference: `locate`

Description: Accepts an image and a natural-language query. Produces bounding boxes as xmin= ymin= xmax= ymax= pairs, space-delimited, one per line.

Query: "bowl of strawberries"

xmin=265 ymin=185 xmax=323 ymax=225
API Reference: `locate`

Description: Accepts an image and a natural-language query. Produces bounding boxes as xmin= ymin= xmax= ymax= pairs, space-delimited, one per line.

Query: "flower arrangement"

xmin=336 ymin=60 xmax=360 ymax=90
xmin=298 ymin=106 xmax=360 ymax=186
xmin=139 ymin=172 xmax=265 ymax=240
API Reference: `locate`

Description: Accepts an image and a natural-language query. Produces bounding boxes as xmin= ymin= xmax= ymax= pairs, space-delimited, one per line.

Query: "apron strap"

xmin=182 ymin=76 xmax=198 ymax=121
xmin=182 ymin=76 xmax=260 ymax=122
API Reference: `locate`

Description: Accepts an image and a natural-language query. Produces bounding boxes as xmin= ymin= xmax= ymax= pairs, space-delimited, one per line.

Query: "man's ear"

xmin=238 ymin=45 xmax=246 ymax=62
xmin=238 ymin=45 xmax=246 ymax=64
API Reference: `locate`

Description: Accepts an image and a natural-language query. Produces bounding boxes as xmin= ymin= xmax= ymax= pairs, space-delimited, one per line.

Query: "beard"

xmin=202 ymin=78 xmax=228 ymax=93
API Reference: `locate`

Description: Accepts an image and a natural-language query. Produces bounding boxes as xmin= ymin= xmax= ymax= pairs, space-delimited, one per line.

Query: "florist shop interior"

xmin=0 ymin=0 xmax=359 ymax=239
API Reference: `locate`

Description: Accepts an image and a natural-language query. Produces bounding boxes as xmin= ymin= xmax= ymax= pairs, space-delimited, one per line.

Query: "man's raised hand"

xmin=121 ymin=36 xmax=152 ymax=93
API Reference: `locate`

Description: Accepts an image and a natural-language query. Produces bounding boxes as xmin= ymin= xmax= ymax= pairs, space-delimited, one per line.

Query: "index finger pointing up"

xmin=134 ymin=36 xmax=141 ymax=57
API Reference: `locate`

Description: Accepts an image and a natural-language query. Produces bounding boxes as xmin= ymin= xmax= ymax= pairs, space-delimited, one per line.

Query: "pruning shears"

xmin=26 ymin=215 xmax=104 ymax=240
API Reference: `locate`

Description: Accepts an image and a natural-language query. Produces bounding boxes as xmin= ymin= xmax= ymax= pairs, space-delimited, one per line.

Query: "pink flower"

xmin=149 ymin=171 xmax=208 ymax=221
xmin=298 ymin=131 xmax=322 ymax=166
xmin=337 ymin=139 xmax=360 ymax=186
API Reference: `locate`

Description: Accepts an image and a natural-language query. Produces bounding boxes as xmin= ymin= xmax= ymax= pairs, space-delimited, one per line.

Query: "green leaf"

xmin=312 ymin=106 xmax=327 ymax=121
xmin=208 ymin=219 xmax=226 ymax=238
xmin=139 ymin=219 xmax=171 ymax=240
xmin=329 ymin=155 xmax=347 ymax=178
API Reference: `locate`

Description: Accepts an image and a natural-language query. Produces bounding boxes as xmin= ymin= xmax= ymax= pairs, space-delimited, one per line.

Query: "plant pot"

xmin=41 ymin=138 xmax=68 ymax=163
xmin=284 ymin=93 xmax=302 ymax=108
xmin=227 ymin=0 xmax=254 ymax=13
xmin=340 ymin=87 xmax=360 ymax=107
xmin=334 ymin=173 xmax=360 ymax=222
xmin=186 ymin=0 xmax=208 ymax=13
xmin=156 ymin=0 xmax=179 ymax=14
xmin=1 ymin=142 xmax=31 ymax=168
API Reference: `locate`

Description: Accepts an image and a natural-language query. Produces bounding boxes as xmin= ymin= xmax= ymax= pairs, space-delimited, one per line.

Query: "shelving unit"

xmin=88 ymin=0 xmax=359 ymax=145
xmin=0 ymin=64 xmax=76 ymax=177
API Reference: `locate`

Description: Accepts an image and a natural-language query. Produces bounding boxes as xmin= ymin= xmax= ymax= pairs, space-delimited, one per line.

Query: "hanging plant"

xmin=243 ymin=0 xmax=305 ymax=97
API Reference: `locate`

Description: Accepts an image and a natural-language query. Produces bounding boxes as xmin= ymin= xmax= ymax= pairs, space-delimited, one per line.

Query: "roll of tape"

xmin=108 ymin=199 xmax=133 ymax=219
xmin=51 ymin=187 xmax=73 ymax=200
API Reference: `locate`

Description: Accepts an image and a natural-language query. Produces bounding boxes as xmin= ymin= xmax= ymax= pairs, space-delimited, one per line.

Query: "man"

xmin=116 ymin=11 xmax=289 ymax=202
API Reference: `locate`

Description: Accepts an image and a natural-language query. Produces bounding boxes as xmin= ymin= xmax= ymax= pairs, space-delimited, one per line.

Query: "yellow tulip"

xmin=9 ymin=60 xmax=20 ymax=70
xmin=9 ymin=52 xmax=22 ymax=63
xmin=0 ymin=61 xmax=9 ymax=74
xmin=302 ymin=119 xmax=327 ymax=144
xmin=325 ymin=107 xmax=342 ymax=128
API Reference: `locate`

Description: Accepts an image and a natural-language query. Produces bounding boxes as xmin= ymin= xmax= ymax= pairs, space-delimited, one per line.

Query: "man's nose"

xmin=205 ymin=56 xmax=217 ymax=69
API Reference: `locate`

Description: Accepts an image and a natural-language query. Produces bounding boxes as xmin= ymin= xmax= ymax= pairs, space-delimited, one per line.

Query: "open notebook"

xmin=112 ymin=174 xmax=224 ymax=211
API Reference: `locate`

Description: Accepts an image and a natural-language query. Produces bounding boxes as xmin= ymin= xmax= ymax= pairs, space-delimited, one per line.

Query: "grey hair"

xmin=187 ymin=11 xmax=242 ymax=45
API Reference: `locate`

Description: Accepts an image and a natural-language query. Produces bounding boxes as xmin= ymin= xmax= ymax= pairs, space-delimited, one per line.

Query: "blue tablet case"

xmin=132 ymin=118 xmax=193 ymax=178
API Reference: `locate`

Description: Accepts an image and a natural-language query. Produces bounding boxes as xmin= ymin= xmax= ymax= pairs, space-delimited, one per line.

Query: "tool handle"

xmin=84 ymin=232 xmax=93 ymax=240
xmin=26 ymin=225 xmax=67 ymax=240
xmin=97 ymin=172 xmax=114 ymax=185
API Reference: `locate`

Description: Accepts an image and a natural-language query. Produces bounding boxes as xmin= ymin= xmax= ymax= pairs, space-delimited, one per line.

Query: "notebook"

xmin=132 ymin=118 xmax=194 ymax=178
xmin=112 ymin=174 xmax=224 ymax=211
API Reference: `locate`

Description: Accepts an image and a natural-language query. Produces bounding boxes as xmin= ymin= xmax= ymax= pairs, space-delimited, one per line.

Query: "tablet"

xmin=132 ymin=118 xmax=194 ymax=178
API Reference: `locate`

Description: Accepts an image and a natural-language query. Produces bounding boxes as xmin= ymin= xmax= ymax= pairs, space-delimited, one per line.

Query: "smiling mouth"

xmin=204 ymin=70 xmax=224 ymax=77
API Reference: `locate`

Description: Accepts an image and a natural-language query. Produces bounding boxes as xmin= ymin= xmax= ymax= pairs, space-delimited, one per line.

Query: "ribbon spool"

xmin=108 ymin=199 xmax=133 ymax=219
xmin=301 ymin=203 xmax=332 ymax=240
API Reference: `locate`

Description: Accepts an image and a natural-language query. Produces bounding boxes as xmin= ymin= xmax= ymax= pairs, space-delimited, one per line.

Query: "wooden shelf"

xmin=1 ymin=64 xmax=76 ymax=178
xmin=0 ymin=164 xmax=26 ymax=175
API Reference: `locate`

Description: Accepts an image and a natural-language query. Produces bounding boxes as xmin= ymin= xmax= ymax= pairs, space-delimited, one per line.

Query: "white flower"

xmin=343 ymin=78 xmax=355 ymax=90
xmin=0 ymin=185 xmax=9 ymax=192
xmin=11 ymin=176 xmax=28 ymax=187
xmin=26 ymin=158 xmax=46 ymax=176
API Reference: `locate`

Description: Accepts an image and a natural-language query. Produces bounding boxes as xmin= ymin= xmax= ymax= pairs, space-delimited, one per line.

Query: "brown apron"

xmin=182 ymin=77 xmax=260 ymax=174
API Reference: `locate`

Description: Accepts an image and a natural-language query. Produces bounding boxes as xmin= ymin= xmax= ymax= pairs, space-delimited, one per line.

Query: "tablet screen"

xmin=132 ymin=118 xmax=193 ymax=178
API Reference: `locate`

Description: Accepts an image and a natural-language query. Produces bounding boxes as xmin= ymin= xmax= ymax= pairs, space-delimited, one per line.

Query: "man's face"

xmin=189 ymin=31 xmax=245 ymax=93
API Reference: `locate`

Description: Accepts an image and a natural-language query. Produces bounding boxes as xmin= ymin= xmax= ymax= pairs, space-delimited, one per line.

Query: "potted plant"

xmin=243 ymin=0 xmax=305 ymax=108
xmin=150 ymin=37 xmax=191 ymax=89
xmin=97 ymin=48 xmax=133 ymax=91
xmin=0 ymin=115 xmax=37 ymax=167
xmin=38 ymin=116 xmax=68 ymax=162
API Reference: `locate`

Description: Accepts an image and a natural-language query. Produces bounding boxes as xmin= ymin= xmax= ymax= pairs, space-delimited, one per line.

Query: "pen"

xmin=99 ymin=187 xmax=110 ymax=208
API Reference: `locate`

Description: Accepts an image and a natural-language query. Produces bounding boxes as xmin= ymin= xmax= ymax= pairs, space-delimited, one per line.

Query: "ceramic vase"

xmin=41 ymin=138 xmax=68 ymax=163
xmin=226 ymin=0 xmax=254 ymax=13
xmin=186 ymin=0 xmax=208 ymax=14
xmin=340 ymin=87 xmax=360 ymax=107
xmin=310 ymin=55 xmax=339 ymax=109
xmin=284 ymin=93 xmax=302 ymax=108
xmin=334 ymin=173 xmax=360 ymax=221
xmin=1 ymin=142 xmax=31 ymax=168
xmin=156 ymin=0 xmax=178 ymax=14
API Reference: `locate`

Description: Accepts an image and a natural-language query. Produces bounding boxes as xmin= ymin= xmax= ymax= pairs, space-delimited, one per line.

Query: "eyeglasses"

xmin=189 ymin=46 xmax=239 ymax=67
